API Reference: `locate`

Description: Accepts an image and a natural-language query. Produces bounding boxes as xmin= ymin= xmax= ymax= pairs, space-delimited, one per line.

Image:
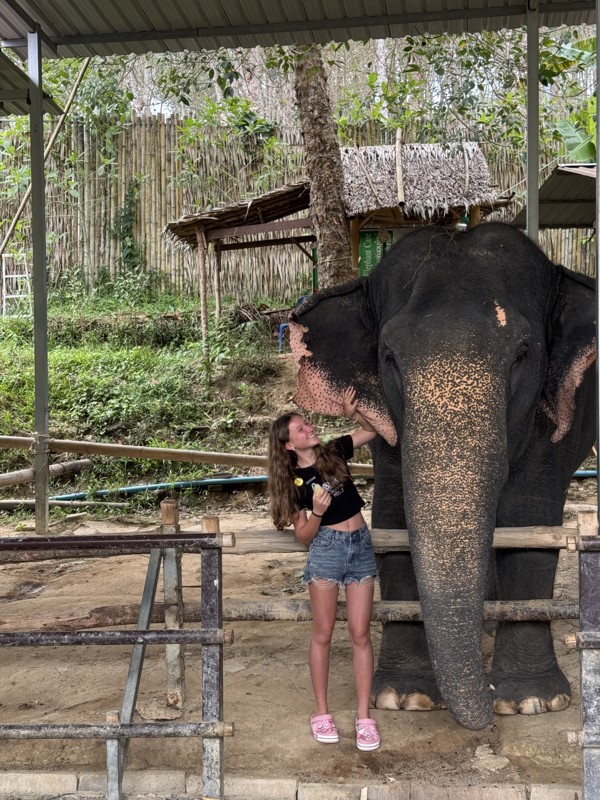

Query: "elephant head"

xmin=290 ymin=223 xmax=596 ymax=730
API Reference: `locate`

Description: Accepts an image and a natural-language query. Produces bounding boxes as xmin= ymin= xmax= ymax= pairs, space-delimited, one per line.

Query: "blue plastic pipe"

xmin=51 ymin=474 xmax=268 ymax=501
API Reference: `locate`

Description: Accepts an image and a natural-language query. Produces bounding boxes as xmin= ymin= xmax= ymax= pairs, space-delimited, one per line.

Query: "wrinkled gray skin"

xmin=290 ymin=223 xmax=596 ymax=730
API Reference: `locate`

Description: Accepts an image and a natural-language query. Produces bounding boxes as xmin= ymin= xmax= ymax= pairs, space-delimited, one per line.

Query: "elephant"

xmin=288 ymin=221 xmax=596 ymax=731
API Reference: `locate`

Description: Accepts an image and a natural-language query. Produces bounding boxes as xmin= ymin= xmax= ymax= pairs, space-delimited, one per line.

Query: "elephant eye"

xmin=514 ymin=344 xmax=528 ymax=365
xmin=383 ymin=347 xmax=397 ymax=365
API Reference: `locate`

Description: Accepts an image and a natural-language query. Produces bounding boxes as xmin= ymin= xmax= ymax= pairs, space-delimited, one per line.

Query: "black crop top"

xmin=293 ymin=435 xmax=365 ymax=526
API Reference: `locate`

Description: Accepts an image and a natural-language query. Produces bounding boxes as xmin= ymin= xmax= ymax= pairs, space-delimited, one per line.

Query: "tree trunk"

xmin=293 ymin=46 xmax=352 ymax=288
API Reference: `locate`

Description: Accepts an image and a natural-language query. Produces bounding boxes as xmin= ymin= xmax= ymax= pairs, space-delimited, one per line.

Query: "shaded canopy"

xmin=512 ymin=164 xmax=596 ymax=229
xmin=0 ymin=1 xmax=594 ymax=57
xmin=0 ymin=49 xmax=62 ymax=116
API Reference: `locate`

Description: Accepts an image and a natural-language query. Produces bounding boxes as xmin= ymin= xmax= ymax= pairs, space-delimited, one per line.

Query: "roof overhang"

xmin=0 ymin=1 xmax=596 ymax=59
xmin=512 ymin=164 xmax=596 ymax=229
xmin=0 ymin=47 xmax=61 ymax=115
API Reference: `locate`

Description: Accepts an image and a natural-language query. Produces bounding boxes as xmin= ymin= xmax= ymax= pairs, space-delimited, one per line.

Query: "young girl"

xmin=268 ymin=387 xmax=380 ymax=751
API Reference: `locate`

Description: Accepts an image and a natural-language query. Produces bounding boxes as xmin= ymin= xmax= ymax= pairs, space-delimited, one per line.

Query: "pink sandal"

xmin=310 ymin=713 xmax=339 ymax=743
xmin=355 ymin=717 xmax=380 ymax=751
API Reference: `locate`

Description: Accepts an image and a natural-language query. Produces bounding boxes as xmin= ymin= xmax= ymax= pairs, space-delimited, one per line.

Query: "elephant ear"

xmin=541 ymin=266 xmax=596 ymax=443
xmin=289 ymin=280 xmax=397 ymax=446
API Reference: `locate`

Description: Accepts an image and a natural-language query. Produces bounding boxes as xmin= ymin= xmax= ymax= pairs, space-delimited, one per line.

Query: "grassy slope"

xmin=0 ymin=299 xmax=290 ymax=508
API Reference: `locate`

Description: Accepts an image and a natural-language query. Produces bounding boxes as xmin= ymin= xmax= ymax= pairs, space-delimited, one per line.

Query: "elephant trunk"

xmin=402 ymin=352 xmax=507 ymax=730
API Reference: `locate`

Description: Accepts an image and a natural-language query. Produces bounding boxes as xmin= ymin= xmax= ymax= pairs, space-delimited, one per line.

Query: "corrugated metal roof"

xmin=512 ymin=164 xmax=596 ymax=229
xmin=0 ymin=1 xmax=596 ymax=58
xmin=0 ymin=48 xmax=62 ymax=115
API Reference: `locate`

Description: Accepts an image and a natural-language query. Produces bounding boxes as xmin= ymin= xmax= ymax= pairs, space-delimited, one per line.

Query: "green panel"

xmin=358 ymin=230 xmax=392 ymax=277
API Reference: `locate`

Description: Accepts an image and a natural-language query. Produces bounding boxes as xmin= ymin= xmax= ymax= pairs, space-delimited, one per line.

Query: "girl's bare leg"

xmin=308 ymin=580 xmax=339 ymax=715
xmin=345 ymin=579 xmax=375 ymax=719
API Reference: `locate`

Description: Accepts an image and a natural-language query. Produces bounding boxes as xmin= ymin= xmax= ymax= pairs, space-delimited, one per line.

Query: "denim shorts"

xmin=303 ymin=524 xmax=378 ymax=587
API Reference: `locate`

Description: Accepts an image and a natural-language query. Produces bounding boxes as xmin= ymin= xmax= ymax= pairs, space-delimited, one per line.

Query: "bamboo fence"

xmin=0 ymin=115 xmax=594 ymax=306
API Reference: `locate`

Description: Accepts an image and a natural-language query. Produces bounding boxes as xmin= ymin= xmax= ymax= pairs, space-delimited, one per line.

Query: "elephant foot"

xmin=493 ymin=692 xmax=570 ymax=716
xmin=490 ymin=667 xmax=571 ymax=716
xmin=373 ymin=687 xmax=445 ymax=711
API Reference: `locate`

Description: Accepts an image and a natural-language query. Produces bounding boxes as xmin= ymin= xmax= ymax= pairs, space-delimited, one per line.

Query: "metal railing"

xmin=0 ymin=500 xmax=234 ymax=800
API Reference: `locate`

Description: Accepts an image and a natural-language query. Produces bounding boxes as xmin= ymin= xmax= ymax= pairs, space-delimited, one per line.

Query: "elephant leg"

xmin=372 ymin=551 xmax=444 ymax=711
xmin=490 ymin=548 xmax=570 ymax=714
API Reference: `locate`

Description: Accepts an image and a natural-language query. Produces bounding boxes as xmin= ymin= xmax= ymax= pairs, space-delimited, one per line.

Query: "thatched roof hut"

xmin=341 ymin=142 xmax=499 ymax=221
xmin=164 ymin=141 xmax=509 ymax=252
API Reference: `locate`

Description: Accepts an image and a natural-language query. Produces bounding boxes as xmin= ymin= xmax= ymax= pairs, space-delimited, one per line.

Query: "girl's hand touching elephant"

xmin=342 ymin=386 xmax=359 ymax=421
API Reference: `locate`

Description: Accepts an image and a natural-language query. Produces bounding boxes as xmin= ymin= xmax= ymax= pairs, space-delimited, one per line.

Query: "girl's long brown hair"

xmin=268 ymin=412 xmax=350 ymax=531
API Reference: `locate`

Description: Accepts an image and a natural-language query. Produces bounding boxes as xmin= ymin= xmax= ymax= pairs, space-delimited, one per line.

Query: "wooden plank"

xmin=206 ymin=217 xmax=313 ymax=241
xmin=218 ymin=235 xmax=315 ymax=252
xmin=0 ymin=598 xmax=578 ymax=632
xmin=225 ymin=526 xmax=576 ymax=554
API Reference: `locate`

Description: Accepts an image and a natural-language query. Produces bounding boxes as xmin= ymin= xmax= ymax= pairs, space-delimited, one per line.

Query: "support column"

xmin=28 ymin=26 xmax=49 ymax=534
xmin=525 ymin=0 xmax=540 ymax=243
xmin=201 ymin=514 xmax=224 ymax=798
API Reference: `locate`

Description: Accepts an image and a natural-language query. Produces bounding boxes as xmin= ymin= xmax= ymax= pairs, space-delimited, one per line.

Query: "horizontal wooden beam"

xmin=0 ymin=598 xmax=578 ymax=633
xmin=218 ymin=234 xmax=315 ymax=252
xmin=206 ymin=217 xmax=313 ymax=241
xmin=0 ymin=721 xmax=233 ymax=739
xmin=0 ymin=531 xmax=234 ymax=562
xmin=0 ymin=435 xmax=373 ymax=476
xmin=226 ymin=526 xmax=578 ymax=553
xmin=0 ymin=499 xmax=128 ymax=509
xmin=0 ymin=458 xmax=92 ymax=488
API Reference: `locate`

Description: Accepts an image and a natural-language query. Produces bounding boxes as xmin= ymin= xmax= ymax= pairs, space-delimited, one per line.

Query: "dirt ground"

xmin=0 ymin=473 xmax=597 ymax=792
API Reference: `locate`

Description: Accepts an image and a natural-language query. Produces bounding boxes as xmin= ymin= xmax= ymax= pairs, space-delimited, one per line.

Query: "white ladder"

xmin=1 ymin=254 xmax=32 ymax=317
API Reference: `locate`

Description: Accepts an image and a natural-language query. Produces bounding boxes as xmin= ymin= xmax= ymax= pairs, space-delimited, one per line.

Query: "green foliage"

xmin=0 ymin=117 xmax=32 ymax=200
xmin=333 ymin=29 xmax=595 ymax=159
xmin=47 ymin=345 xmax=206 ymax=439
xmin=153 ymin=49 xmax=277 ymax=147
xmin=45 ymin=57 xmax=134 ymax=129
xmin=0 ymin=297 xmax=280 ymax=493
xmin=208 ymin=54 xmax=242 ymax=99
xmin=153 ymin=50 xmax=242 ymax=107
xmin=556 ymin=95 xmax=597 ymax=162
xmin=175 ymin=95 xmax=277 ymax=149
xmin=111 ymin=177 xmax=145 ymax=272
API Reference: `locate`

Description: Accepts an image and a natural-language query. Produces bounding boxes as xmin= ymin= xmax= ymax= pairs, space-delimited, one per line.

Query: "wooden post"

xmin=161 ymin=499 xmax=184 ymax=710
xmin=349 ymin=216 xmax=361 ymax=276
xmin=214 ymin=244 xmax=222 ymax=322
xmin=200 ymin=514 xmax=224 ymax=798
xmin=160 ymin=498 xmax=179 ymax=528
xmin=196 ymin=228 xmax=209 ymax=362
xmin=469 ymin=205 xmax=482 ymax=227
xmin=578 ymin=509 xmax=598 ymax=540
xmin=577 ymin=519 xmax=600 ymax=798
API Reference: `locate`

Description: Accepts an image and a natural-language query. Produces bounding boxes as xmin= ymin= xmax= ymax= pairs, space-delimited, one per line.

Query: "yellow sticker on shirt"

xmin=294 ymin=477 xmax=303 ymax=486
